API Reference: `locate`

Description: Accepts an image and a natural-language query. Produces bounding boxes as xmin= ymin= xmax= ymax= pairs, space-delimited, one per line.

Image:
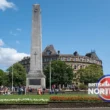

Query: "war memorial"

xmin=26 ymin=4 xmax=46 ymax=89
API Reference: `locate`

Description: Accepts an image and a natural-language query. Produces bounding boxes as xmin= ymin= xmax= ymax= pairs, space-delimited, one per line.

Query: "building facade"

xmin=19 ymin=45 xmax=102 ymax=74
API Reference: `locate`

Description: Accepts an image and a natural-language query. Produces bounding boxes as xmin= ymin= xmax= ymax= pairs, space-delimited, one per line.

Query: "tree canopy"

xmin=44 ymin=60 xmax=74 ymax=87
xmin=0 ymin=69 xmax=6 ymax=86
xmin=7 ymin=63 xmax=26 ymax=87
xmin=76 ymin=64 xmax=103 ymax=85
xmin=0 ymin=69 xmax=4 ymax=75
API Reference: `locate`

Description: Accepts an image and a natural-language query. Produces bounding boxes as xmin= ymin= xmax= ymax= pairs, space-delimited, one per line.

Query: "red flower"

xmin=50 ymin=96 xmax=102 ymax=102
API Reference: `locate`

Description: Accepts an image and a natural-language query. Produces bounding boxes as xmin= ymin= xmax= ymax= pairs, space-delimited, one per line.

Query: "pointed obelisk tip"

xmin=33 ymin=4 xmax=40 ymax=6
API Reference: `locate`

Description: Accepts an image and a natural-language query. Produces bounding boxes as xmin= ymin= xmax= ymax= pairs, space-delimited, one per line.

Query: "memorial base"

xmin=26 ymin=71 xmax=46 ymax=89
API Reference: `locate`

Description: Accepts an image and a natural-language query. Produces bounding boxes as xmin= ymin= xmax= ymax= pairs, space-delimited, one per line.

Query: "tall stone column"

xmin=27 ymin=4 xmax=46 ymax=89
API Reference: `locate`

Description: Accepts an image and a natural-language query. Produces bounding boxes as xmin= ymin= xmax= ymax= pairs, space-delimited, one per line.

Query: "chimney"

xmin=58 ymin=50 xmax=60 ymax=55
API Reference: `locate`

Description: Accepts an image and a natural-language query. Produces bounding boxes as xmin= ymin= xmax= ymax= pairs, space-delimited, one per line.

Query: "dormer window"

xmin=46 ymin=50 xmax=51 ymax=55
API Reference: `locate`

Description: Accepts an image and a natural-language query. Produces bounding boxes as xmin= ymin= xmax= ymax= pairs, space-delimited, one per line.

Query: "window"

xmin=44 ymin=59 xmax=46 ymax=62
xmin=60 ymin=57 xmax=63 ymax=61
xmin=87 ymin=59 xmax=89 ymax=62
xmin=74 ymin=65 xmax=77 ymax=69
xmin=50 ymin=58 xmax=52 ymax=61
xmin=67 ymin=58 xmax=70 ymax=61
xmin=46 ymin=50 xmax=51 ymax=55
xmin=62 ymin=57 xmax=65 ymax=61
xmin=83 ymin=58 xmax=86 ymax=62
xmin=25 ymin=61 xmax=27 ymax=64
xmin=73 ymin=58 xmax=76 ymax=61
xmin=80 ymin=65 xmax=82 ymax=69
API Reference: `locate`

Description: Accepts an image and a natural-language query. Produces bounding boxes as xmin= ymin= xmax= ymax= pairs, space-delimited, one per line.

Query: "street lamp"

xmin=12 ymin=64 xmax=13 ymax=92
xmin=50 ymin=61 xmax=51 ymax=92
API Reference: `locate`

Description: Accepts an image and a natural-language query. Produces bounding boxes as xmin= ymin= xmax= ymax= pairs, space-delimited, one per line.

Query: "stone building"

xmin=19 ymin=45 xmax=102 ymax=74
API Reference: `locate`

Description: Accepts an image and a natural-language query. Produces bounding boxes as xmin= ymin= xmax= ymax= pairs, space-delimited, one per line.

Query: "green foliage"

xmin=79 ymin=83 xmax=87 ymax=90
xmin=0 ymin=69 xmax=4 ymax=85
xmin=0 ymin=69 xmax=9 ymax=86
xmin=44 ymin=60 xmax=74 ymax=87
xmin=7 ymin=63 xmax=26 ymax=86
xmin=0 ymin=69 xmax=6 ymax=86
xmin=0 ymin=69 xmax=4 ymax=75
xmin=77 ymin=64 xmax=103 ymax=85
xmin=2 ymin=73 xmax=9 ymax=86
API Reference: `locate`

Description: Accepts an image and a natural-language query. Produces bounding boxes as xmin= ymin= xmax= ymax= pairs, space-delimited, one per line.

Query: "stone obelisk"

xmin=27 ymin=4 xmax=45 ymax=89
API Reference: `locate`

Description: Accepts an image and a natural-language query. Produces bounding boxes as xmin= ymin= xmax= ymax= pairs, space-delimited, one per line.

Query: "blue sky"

xmin=0 ymin=0 xmax=110 ymax=74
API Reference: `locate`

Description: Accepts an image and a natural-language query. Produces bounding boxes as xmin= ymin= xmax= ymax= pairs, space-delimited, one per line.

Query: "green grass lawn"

xmin=0 ymin=93 xmax=97 ymax=99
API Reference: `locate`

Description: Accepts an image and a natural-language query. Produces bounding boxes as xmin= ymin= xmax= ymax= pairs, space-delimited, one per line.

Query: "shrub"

xmin=79 ymin=83 xmax=87 ymax=90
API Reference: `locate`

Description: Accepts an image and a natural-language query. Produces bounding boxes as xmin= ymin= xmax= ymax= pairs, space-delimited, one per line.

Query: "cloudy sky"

xmin=0 ymin=0 xmax=110 ymax=74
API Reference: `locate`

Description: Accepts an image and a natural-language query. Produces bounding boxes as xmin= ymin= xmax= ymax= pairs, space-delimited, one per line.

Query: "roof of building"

xmin=42 ymin=45 xmax=57 ymax=55
xmin=85 ymin=51 xmax=100 ymax=60
xmin=20 ymin=45 xmax=101 ymax=62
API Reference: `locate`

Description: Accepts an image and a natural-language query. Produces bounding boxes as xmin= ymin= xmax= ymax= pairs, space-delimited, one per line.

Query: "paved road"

xmin=1 ymin=108 xmax=110 ymax=110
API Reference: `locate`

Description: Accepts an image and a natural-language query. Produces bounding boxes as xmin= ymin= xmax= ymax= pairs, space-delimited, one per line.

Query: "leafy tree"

xmin=77 ymin=64 xmax=103 ymax=85
xmin=7 ymin=63 xmax=26 ymax=87
xmin=44 ymin=60 xmax=74 ymax=88
xmin=0 ymin=69 xmax=4 ymax=75
xmin=2 ymin=73 xmax=9 ymax=86
xmin=0 ymin=69 xmax=8 ymax=86
xmin=0 ymin=69 xmax=5 ymax=85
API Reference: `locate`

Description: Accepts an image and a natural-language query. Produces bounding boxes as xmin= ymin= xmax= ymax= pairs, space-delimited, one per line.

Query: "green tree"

xmin=7 ymin=63 xmax=26 ymax=87
xmin=0 ymin=69 xmax=5 ymax=85
xmin=2 ymin=73 xmax=9 ymax=86
xmin=44 ymin=60 xmax=74 ymax=88
xmin=0 ymin=69 xmax=8 ymax=86
xmin=77 ymin=64 xmax=103 ymax=85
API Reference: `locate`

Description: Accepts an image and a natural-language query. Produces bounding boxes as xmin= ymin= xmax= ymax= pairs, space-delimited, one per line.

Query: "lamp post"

xmin=12 ymin=64 xmax=13 ymax=92
xmin=50 ymin=61 xmax=51 ymax=92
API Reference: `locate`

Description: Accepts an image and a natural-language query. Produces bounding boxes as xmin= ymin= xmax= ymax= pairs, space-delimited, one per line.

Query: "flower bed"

xmin=0 ymin=96 xmax=110 ymax=108
xmin=49 ymin=96 xmax=110 ymax=108
xmin=0 ymin=96 xmax=103 ymax=104
xmin=50 ymin=96 xmax=103 ymax=102
xmin=0 ymin=98 xmax=49 ymax=104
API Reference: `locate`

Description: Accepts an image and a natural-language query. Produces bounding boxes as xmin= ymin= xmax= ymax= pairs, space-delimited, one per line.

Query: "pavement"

xmin=1 ymin=108 xmax=110 ymax=110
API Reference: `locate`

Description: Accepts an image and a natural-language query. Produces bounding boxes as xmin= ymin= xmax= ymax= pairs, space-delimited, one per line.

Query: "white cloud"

xmin=0 ymin=0 xmax=16 ymax=11
xmin=10 ymin=31 xmax=17 ymax=36
xmin=0 ymin=47 xmax=30 ymax=68
xmin=16 ymin=28 xmax=22 ymax=32
xmin=16 ymin=40 xmax=20 ymax=44
xmin=0 ymin=39 xmax=4 ymax=46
